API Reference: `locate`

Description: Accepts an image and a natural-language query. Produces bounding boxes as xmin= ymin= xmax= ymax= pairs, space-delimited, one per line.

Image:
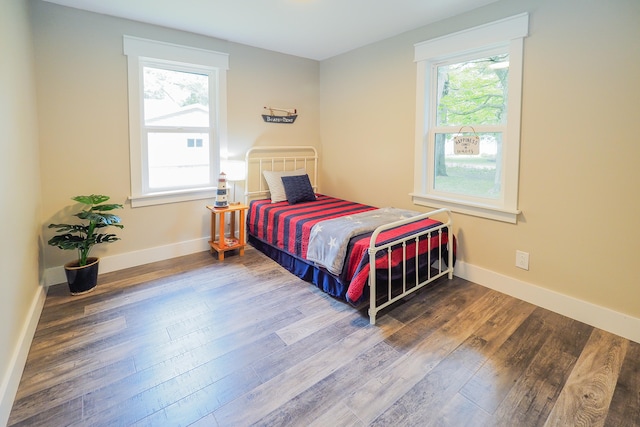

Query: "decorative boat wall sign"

xmin=262 ymin=106 xmax=297 ymax=124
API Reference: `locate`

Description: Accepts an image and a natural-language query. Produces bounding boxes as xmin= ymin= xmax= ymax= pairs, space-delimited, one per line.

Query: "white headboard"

xmin=244 ymin=146 xmax=319 ymax=203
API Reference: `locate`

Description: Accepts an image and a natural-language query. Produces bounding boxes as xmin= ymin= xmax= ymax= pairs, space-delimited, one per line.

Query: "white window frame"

xmin=123 ymin=36 xmax=229 ymax=208
xmin=412 ymin=14 xmax=528 ymax=223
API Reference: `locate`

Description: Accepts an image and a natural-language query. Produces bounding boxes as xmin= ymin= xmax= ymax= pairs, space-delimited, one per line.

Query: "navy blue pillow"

xmin=281 ymin=174 xmax=316 ymax=204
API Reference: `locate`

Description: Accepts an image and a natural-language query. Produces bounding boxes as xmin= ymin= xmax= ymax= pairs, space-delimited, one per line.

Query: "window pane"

xmin=433 ymin=132 xmax=502 ymax=199
xmin=147 ymin=132 xmax=210 ymax=189
xmin=143 ymin=67 xmax=209 ymax=127
xmin=436 ymin=54 xmax=509 ymax=127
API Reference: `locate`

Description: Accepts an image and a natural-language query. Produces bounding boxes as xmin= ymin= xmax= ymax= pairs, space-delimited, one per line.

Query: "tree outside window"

xmin=433 ymin=53 xmax=508 ymax=199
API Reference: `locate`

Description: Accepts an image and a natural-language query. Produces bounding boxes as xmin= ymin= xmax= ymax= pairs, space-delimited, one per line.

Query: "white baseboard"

xmin=4 ymin=238 xmax=209 ymax=424
xmin=0 ymin=285 xmax=47 ymax=427
xmin=44 ymin=237 xmax=210 ymax=286
xmin=454 ymin=261 xmax=640 ymax=344
xmin=43 ymin=240 xmax=640 ymax=345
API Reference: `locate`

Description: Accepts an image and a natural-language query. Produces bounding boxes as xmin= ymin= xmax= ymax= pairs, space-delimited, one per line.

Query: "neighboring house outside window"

xmin=124 ymin=36 xmax=229 ymax=207
xmin=413 ymin=14 xmax=528 ymax=223
xmin=187 ymin=138 xmax=204 ymax=148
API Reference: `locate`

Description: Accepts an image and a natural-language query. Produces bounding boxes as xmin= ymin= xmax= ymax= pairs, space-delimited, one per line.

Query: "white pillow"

xmin=263 ymin=169 xmax=307 ymax=203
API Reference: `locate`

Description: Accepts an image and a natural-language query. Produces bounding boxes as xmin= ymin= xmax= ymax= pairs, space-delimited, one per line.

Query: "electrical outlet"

xmin=516 ymin=250 xmax=529 ymax=270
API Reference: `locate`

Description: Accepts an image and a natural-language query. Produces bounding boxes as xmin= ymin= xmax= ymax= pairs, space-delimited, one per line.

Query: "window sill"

xmin=411 ymin=193 xmax=521 ymax=223
xmin=130 ymin=187 xmax=216 ymax=208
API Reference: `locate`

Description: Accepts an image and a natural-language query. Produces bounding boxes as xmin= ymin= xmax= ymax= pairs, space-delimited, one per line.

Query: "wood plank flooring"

xmin=8 ymin=247 xmax=640 ymax=426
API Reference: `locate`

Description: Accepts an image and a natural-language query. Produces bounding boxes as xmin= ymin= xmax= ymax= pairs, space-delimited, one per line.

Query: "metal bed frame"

xmin=244 ymin=146 xmax=454 ymax=324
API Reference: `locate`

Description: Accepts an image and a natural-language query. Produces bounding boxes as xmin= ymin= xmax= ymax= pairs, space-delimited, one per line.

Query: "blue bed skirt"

xmin=248 ymin=234 xmax=356 ymax=302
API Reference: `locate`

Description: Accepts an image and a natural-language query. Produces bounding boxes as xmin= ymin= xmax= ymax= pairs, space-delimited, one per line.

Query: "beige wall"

xmin=0 ymin=0 xmax=44 ymax=419
xmin=30 ymin=0 xmax=640 ymax=322
xmin=2 ymin=0 xmax=639 ymax=412
xmin=32 ymin=1 xmax=320 ymax=270
xmin=320 ymin=0 xmax=640 ymax=318
xmin=4 ymin=0 xmax=637 ymax=416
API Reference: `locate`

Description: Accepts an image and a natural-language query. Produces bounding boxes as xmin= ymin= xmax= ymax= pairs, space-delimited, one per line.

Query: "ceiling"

xmin=41 ymin=0 xmax=497 ymax=60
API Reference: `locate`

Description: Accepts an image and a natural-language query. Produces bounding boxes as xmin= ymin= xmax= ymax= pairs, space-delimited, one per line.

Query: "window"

xmin=187 ymin=138 xmax=204 ymax=148
xmin=123 ymin=36 xmax=229 ymax=207
xmin=413 ymin=14 xmax=528 ymax=223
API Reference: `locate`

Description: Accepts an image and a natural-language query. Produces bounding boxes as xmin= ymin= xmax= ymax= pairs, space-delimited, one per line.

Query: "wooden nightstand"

xmin=206 ymin=203 xmax=248 ymax=260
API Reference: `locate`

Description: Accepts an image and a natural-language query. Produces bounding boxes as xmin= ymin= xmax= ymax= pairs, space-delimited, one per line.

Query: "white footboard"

xmin=368 ymin=208 xmax=453 ymax=325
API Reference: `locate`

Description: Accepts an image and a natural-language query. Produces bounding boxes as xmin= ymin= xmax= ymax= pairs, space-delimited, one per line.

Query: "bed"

xmin=244 ymin=146 xmax=455 ymax=324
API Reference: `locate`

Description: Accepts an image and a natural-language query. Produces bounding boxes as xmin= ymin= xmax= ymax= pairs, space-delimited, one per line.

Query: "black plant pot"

xmin=64 ymin=257 xmax=100 ymax=295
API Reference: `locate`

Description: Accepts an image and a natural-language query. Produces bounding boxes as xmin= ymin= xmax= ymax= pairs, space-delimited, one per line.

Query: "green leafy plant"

xmin=48 ymin=195 xmax=124 ymax=266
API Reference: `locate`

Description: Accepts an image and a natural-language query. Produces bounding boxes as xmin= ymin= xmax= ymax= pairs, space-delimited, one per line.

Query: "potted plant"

xmin=48 ymin=194 xmax=124 ymax=295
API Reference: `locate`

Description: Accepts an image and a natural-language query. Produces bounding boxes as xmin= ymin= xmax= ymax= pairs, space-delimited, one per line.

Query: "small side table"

xmin=206 ymin=203 xmax=248 ymax=260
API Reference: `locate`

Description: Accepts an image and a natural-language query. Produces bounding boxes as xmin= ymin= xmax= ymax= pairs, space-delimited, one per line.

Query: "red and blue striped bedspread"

xmin=247 ymin=194 xmax=454 ymax=304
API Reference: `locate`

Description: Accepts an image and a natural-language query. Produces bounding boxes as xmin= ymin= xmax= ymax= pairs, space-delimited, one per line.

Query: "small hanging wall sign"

xmin=453 ymin=126 xmax=480 ymax=155
xmin=262 ymin=106 xmax=297 ymax=124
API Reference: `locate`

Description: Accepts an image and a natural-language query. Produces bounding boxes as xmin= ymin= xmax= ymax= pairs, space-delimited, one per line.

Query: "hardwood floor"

xmin=8 ymin=247 xmax=640 ymax=426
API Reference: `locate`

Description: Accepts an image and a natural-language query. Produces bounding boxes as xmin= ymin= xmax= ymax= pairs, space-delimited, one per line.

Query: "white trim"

xmin=414 ymin=13 xmax=529 ymax=61
xmin=454 ymin=261 xmax=640 ymax=344
xmin=44 ymin=238 xmax=210 ymax=286
xmin=503 ymin=37 xmax=524 ymax=212
xmin=129 ymin=187 xmax=216 ymax=208
xmin=0 ymin=286 xmax=47 ymax=426
xmin=123 ymin=36 xmax=229 ymax=69
xmin=412 ymin=192 xmax=520 ymax=223
xmin=40 ymin=239 xmax=640 ymax=344
xmin=123 ymin=36 xmax=229 ymax=207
